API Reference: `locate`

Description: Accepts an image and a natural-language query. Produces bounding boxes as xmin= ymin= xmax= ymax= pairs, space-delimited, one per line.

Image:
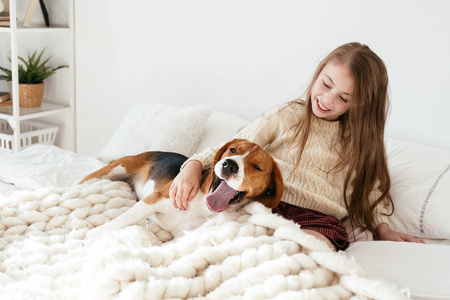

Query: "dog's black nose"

xmin=222 ymin=159 xmax=239 ymax=174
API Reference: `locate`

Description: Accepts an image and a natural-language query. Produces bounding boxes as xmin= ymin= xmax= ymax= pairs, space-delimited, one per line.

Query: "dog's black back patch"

xmin=148 ymin=152 xmax=188 ymax=181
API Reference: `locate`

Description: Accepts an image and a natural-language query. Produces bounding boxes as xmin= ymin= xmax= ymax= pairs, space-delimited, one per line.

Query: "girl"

xmin=169 ymin=42 xmax=425 ymax=250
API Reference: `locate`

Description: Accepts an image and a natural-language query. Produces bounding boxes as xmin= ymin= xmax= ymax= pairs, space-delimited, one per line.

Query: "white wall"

xmin=75 ymin=0 xmax=450 ymax=155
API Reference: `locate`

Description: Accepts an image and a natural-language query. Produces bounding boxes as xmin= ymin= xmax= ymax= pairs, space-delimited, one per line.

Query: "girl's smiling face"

xmin=311 ymin=62 xmax=353 ymax=121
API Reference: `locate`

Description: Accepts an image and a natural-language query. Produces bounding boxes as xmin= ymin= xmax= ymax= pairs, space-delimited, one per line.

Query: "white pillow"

xmin=99 ymin=103 xmax=212 ymax=162
xmin=195 ymin=111 xmax=251 ymax=152
xmin=386 ymin=137 xmax=450 ymax=239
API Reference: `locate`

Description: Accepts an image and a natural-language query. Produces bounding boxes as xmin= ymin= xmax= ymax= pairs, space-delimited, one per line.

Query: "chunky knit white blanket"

xmin=0 ymin=179 xmax=409 ymax=300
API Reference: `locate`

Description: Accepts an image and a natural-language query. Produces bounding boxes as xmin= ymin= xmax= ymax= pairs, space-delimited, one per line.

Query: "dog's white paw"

xmin=84 ymin=224 xmax=115 ymax=246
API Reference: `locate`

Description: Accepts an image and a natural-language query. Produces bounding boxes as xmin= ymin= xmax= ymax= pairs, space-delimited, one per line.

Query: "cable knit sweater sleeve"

xmin=369 ymin=183 xmax=391 ymax=227
xmin=184 ymin=104 xmax=286 ymax=170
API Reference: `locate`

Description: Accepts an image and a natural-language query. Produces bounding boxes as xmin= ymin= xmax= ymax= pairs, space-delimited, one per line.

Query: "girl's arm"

xmin=376 ymin=223 xmax=425 ymax=244
xmin=170 ymin=160 xmax=203 ymax=210
xmin=370 ymin=185 xmax=425 ymax=243
xmin=170 ymin=104 xmax=284 ymax=209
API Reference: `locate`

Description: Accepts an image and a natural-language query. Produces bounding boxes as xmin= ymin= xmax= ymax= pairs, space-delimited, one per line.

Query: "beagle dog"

xmin=80 ymin=139 xmax=283 ymax=239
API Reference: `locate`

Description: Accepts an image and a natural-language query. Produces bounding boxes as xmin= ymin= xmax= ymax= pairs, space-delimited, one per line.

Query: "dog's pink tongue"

xmin=206 ymin=181 xmax=237 ymax=212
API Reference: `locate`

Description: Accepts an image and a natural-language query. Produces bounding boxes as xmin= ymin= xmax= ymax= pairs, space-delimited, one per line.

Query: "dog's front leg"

xmin=85 ymin=196 xmax=160 ymax=243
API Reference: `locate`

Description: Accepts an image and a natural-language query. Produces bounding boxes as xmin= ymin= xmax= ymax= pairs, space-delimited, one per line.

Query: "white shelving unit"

xmin=0 ymin=0 xmax=75 ymax=154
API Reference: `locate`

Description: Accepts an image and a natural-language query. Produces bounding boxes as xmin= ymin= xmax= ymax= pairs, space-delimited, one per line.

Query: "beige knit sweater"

xmin=189 ymin=102 xmax=389 ymax=227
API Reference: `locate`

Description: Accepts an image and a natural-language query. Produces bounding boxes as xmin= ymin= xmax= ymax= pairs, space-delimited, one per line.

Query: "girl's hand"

xmin=169 ymin=160 xmax=203 ymax=210
xmin=376 ymin=223 xmax=426 ymax=244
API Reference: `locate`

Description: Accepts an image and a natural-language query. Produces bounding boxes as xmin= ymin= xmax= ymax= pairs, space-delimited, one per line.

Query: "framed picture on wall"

xmin=0 ymin=0 xmax=9 ymax=16
xmin=23 ymin=0 xmax=50 ymax=27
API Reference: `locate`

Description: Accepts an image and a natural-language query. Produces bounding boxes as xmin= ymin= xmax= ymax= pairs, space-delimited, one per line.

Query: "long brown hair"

xmin=290 ymin=42 xmax=392 ymax=235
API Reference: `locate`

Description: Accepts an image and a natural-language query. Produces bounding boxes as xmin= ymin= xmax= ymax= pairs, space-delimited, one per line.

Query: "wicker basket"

xmin=19 ymin=83 xmax=45 ymax=107
xmin=0 ymin=119 xmax=58 ymax=154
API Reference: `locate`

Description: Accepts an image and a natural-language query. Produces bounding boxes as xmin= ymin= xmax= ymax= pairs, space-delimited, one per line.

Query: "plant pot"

xmin=19 ymin=83 xmax=45 ymax=108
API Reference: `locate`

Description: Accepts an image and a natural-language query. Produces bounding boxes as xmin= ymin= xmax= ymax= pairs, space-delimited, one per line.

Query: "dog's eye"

xmin=252 ymin=164 xmax=261 ymax=171
xmin=230 ymin=148 xmax=236 ymax=153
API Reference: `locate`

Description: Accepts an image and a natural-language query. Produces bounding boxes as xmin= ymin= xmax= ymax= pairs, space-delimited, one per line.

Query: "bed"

xmin=0 ymin=103 xmax=449 ymax=300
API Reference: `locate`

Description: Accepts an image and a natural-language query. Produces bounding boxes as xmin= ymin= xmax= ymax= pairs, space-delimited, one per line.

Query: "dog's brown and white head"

xmin=201 ymin=139 xmax=284 ymax=212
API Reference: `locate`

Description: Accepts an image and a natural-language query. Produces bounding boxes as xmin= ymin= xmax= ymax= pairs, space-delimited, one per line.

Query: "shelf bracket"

xmin=6 ymin=117 xmax=17 ymax=131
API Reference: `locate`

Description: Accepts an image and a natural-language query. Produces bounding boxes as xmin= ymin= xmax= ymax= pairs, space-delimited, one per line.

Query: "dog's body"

xmin=80 ymin=139 xmax=283 ymax=238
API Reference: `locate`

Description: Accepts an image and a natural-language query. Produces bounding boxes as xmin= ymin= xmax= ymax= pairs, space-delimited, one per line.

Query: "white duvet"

xmin=0 ymin=145 xmax=106 ymax=192
xmin=0 ymin=179 xmax=409 ymax=299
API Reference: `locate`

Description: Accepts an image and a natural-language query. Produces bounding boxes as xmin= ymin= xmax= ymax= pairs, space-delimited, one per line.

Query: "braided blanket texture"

xmin=0 ymin=179 xmax=409 ymax=300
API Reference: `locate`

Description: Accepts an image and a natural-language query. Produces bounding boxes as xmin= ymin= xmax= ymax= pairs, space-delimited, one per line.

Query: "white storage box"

xmin=0 ymin=120 xmax=58 ymax=154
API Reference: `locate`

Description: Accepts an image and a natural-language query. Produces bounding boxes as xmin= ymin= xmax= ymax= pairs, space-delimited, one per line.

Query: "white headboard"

xmin=75 ymin=0 xmax=450 ymax=155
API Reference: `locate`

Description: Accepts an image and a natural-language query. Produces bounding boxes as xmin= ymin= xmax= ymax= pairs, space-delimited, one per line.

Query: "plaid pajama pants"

xmin=272 ymin=202 xmax=349 ymax=250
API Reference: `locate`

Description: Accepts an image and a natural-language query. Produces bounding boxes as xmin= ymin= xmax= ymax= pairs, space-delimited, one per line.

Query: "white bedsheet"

xmin=0 ymin=181 xmax=21 ymax=197
xmin=346 ymin=241 xmax=450 ymax=300
xmin=0 ymin=144 xmax=106 ymax=193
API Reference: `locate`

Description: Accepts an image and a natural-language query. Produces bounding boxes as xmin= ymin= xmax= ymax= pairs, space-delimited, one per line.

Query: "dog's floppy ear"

xmin=200 ymin=170 xmax=215 ymax=194
xmin=255 ymin=160 xmax=284 ymax=209
xmin=200 ymin=139 xmax=243 ymax=193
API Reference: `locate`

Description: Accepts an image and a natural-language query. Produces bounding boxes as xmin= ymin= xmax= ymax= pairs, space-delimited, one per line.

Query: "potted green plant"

xmin=0 ymin=48 xmax=68 ymax=107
